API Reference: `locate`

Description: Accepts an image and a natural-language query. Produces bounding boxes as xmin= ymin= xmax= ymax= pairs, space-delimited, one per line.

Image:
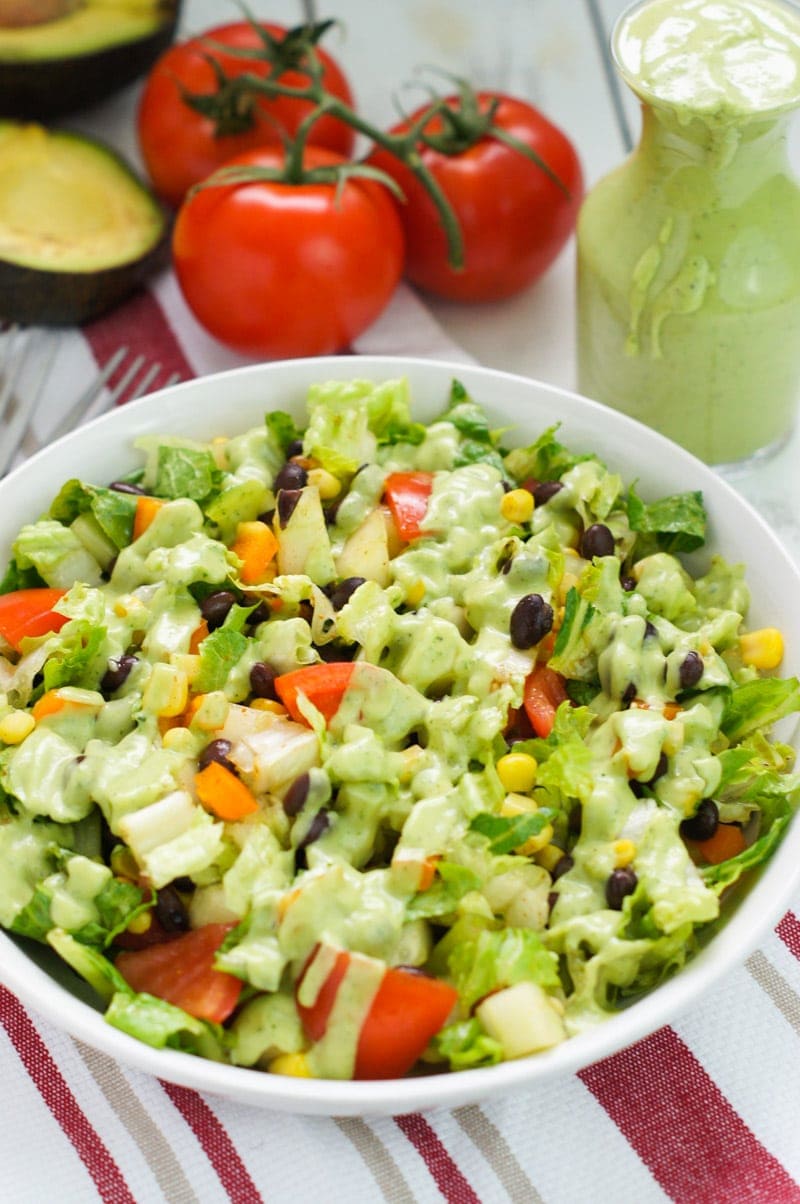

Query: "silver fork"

xmin=46 ymin=348 xmax=182 ymax=444
xmin=0 ymin=326 xmax=61 ymax=476
xmin=0 ymin=334 xmax=182 ymax=474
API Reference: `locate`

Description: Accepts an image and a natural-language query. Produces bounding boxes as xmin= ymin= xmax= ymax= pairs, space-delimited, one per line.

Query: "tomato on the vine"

xmin=172 ymin=146 xmax=405 ymax=359
xmin=368 ymin=93 xmax=583 ymax=302
xmin=137 ymin=21 xmax=355 ymax=209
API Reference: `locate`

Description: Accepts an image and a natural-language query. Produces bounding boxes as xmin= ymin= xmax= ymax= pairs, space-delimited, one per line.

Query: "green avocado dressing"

xmin=577 ymin=0 xmax=800 ymax=464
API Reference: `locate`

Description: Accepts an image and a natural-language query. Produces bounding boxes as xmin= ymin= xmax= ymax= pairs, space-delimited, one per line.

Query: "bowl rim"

xmin=1 ymin=353 xmax=798 ymax=1116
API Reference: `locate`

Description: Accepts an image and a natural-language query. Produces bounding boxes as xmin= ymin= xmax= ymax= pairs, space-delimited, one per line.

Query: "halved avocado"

xmin=0 ymin=121 xmax=169 ymax=324
xmin=0 ymin=0 xmax=181 ymax=119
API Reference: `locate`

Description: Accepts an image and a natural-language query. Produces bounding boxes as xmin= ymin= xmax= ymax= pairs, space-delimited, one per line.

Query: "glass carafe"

xmin=576 ymin=0 xmax=800 ymax=466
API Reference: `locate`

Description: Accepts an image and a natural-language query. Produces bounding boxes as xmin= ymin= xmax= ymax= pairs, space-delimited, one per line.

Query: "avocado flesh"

xmin=0 ymin=122 xmax=168 ymax=323
xmin=0 ymin=123 xmax=164 ymax=271
xmin=0 ymin=0 xmax=168 ymax=60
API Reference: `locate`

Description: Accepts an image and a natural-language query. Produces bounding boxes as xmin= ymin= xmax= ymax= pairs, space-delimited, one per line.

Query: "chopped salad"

xmin=0 ymin=377 xmax=798 ymax=1081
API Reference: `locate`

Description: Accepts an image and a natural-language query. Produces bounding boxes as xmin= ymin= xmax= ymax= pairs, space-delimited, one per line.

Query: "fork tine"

xmin=46 ymin=345 xmax=128 ymax=444
xmin=0 ymin=327 xmax=30 ymax=425
xmin=0 ymin=332 xmax=60 ymax=476
xmin=125 ymin=361 xmax=161 ymax=404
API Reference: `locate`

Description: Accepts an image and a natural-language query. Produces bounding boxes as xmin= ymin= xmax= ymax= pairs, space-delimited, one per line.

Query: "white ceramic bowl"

xmin=0 ymin=355 xmax=798 ymax=1116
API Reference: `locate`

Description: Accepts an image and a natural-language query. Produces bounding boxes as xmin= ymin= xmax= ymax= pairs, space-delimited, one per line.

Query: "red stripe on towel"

xmin=161 ymin=1081 xmax=262 ymax=1203
xmin=0 ymin=986 xmax=137 ymax=1204
xmin=395 ymin=1112 xmax=482 ymax=1204
xmin=580 ymin=1026 xmax=800 ymax=1203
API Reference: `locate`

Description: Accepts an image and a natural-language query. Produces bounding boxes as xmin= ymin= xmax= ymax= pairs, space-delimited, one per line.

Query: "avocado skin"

xmin=0 ymin=224 xmax=171 ymax=325
xmin=0 ymin=2 xmax=181 ymax=119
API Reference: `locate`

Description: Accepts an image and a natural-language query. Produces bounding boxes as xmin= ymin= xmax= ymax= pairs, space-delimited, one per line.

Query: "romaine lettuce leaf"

xmin=434 ymin=1017 xmax=504 ymax=1070
xmin=627 ymin=483 xmax=707 ymax=553
xmin=49 ymin=479 xmax=137 ymax=550
xmin=504 ymin=424 xmax=592 ymax=484
xmin=448 ymin=927 xmax=561 ymax=1011
xmin=721 ymin=677 xmax=800 ymax=742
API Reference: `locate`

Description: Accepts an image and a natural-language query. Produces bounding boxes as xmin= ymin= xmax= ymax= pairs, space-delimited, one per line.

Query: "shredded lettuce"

xmin=627 ymin=483 xmax=707 ymax=554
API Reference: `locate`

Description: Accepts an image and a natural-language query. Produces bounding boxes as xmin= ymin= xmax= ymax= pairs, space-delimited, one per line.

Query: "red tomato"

xmin=274 ymin=662 xmax=355 ymax=726
xmin=382 ymin=471 xmax=435 ymax=541
xmin=0 ymin=587 xmax=68 ymax=650
xmin=115 ymin=923 xmax=241 ymax=1024
xmin=369 ymin=93 xmax=583 ymax=301
xmin=172 ymin=146 xmax=405 ymax=358
xmin=523 ymin=664 xmax=569 ymax=737
xmin=296 ymin=948 xmax=457 ymax=1079
xmin=138 ymin=21 xmax=355 ymax=208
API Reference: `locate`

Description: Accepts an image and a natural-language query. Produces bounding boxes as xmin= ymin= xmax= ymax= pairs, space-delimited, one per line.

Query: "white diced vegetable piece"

xmin=189 ymin=883 xmax=242 ymax=928
xmin=275 ymin=485 xmax=336 ymax=583
xmin=118 ymin=789 xmax=195 ymax=858
xmin=220 ymin=703 xmax=282 ymax=742
xmin=335 ymin=508 xmax=391 ymax=587
xmin=239 ymin=720 xmax=319 ymax=794
xmin=476 ymin=981 xmax=567 ymax=1059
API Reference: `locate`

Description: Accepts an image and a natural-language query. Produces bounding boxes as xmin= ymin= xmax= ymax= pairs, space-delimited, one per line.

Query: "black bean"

xmin=530 ymin=479 xmax=563 ymax=506
xmin=329 ymin=576 xmax=367 ymax=611
xmin=155 ymin=885 xmax=190 ymax=934
xmin=200 ymin=590 xmax=237 ymax=630
xmin=101 ymin=653 xmax=137 ymax=695
xmin=283 ymin=772 xmax=310 ymax=816
xmin=552 ymin=854 xmax=574 ymax=881
xmin=109 ymin=480 xmax=147 ymax=495
xmin=324 ymin=495 xmax=345 ymax=527
xmin=644 ymin=620 xmax=659 ymax=640
xmin=257 ymin=508 xmax=275 ymax=527
xmin=648 ymin=751 xmax=669 ymax=784
xmin=296 ymin=807 xmax=330 ymax=849
xmin=680 ymin=798 xmax=719 ymax=842
xmin=568 ymin=803 xmax=583 ymax=835
xmin=630 ymin=779 xmax=647 ymax=798
xmin=315 ymin=642 xmax=357 ymax=663
xmin=277 ymin=489 xmax=302 ymax=527
xmin=274 ymin=461 xmax=308 ymax=492
xmin=249 ymin=661 xmax=278 ymax=700
xmin=286 ymin=438 xmax=305 ymax=458
xmin=246 ymin=602 xmax=272 ymax=627
xmin=621 ymin=682 xmax=637 ymax=706
xmin=679 ymin=650 xmax=704 ymax=689
xmin=606 ymin=866 xmax=638 ymax=910
xmin=547 ymin=890 xmax=559 ymax=912
xmin=581 ymin=523 xmax=615 ymax=559
xmin=509 ymin=593 xmax=554 ymax=649
xmin=198 ymin=738 xmax=236 ymax=774
xmin=620 ymin=574 xmax=637 ymax=592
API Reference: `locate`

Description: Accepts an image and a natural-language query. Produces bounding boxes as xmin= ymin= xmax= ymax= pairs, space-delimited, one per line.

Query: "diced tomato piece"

xmin=523 ymin=664 xmax=568 ymax=737
xmin=274 ymin=662 xmax=355 ymax=725
xmin=0 ymin=588 xmax=68 ymax=650
xmin=114 ymin=923 xmax=241 ymax=1023
xmin=296 ymin=947 xmax=457 ymax=1079
xmin=382 ymin=471 xmax=434 ymax=542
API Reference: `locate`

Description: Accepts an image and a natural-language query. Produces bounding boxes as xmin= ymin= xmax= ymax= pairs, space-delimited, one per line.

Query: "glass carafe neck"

xmin=637 ymin=102 xmax=792 ymax=182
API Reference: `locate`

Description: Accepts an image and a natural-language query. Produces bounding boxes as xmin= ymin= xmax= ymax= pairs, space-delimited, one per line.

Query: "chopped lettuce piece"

xmin=627 ymin=483 xmax=707 ymax=554
xmin=722 ymin=677 xmax=800 ymax=742
xmin=434 ymin=1017 xmax=504 ymax=1070
xmin=449 ymin=927 xmax=561 ymax=1012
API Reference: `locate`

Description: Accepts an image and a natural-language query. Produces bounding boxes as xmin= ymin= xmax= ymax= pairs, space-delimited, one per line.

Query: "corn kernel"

xmin=500 ymin=488 xmax=534 ymax=524
xmin=110 ymin=845 xmax=139 ymax=880
xmin=269 ymin=1052 xmax=312 ymax=1077
xmin=496 ymin=752 xmax=538 ymax=793
xmin=501 ymin=792 xmax=538 ymax=817
xmin=162 ymin=727 xmax=197 ymax=754
xmin=740 ymin=627 xmax=784 ymax=670
xmin=500 ymin=793 xmax=553 ymax=854
xmin=0 ymin=710 xmax=35 ymax=745
xmin=250 ymin=698 xmax=286 ymax=714
xmin=405 ymin=579 xmax=426 ymax=608
xmin=126 ymin=910 xmax=152 ymax=935
xmin=535 ymin=843 xmax=567 ymax=874
xmin=613 ymin=839 xmax=637 ymax=868
xmin=143 ymin=663 xmax=189 ymax=718
xmin=307 ymin=467 xmax=341 ymax=500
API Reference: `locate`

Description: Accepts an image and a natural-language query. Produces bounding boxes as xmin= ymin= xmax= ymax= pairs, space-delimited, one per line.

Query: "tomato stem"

xmin=180 ymin=17 xmax=570 ymax=268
